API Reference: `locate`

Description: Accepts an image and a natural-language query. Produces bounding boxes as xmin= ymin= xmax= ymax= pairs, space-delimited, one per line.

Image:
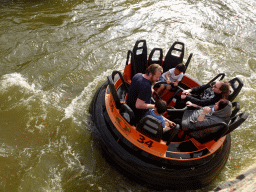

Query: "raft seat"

xmin=162 ymin=41 xmax=185 ymax=73
xmin=108 ymin=71 xmax=135 ymax=125
xmin=132 ymin=40 xmax=147 ymax=76
xmin=186 ymin=122 xmax=229 ymax=144
xmin=228 ymin=77 xmax=244 ymax=102
xmin=224 ymin=111 xmax=249 ymax=135
xmin=231 ymin=102 xmax=240 ymax=118
xmin=136 ymin=115 xmax=163 ymax=142
xmin=184 ymin=102 xmax=239 ymax=142
xmin=186 ymin=109 xmax=249 ymax=144
xmin=136 ymin=115 xmax=180 ymax=144
xmin=147 ymin=48 xmax=163 ymax=66
xmin=167 ymin=102 xmax=244 ymax=143
xmin=126 ymin=50 xmax=136 ymax=79
xmin=205 ymin=74 xmax=243 ymax=102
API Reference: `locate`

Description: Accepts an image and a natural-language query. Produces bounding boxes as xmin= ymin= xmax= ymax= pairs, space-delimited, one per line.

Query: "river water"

xmin=0 ymin=0 xmax=255 ymax=191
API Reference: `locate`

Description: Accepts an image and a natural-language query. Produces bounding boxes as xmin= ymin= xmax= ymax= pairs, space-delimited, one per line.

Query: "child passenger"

xmin=156 ymin=63 xmax=186 ymax=97
xmin=146 ymin=99 xmax=176 ymax=133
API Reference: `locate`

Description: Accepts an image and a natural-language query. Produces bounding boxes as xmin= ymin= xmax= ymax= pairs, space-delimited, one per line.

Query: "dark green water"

xmin=0 ymin=0 xmax=255 ymax=191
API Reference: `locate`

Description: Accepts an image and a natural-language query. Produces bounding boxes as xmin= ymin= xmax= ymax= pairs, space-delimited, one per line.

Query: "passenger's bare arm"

xmin=135 ymin=98 xmax=154 ymax=109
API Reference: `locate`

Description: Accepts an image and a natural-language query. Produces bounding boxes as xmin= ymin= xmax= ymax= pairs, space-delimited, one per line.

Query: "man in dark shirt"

xmin=126 ymin=64 xmax=163 ymax=124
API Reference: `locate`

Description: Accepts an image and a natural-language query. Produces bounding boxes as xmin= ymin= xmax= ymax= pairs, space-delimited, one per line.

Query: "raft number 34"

xmin=137 ymin=135 xmax=153 ymax=148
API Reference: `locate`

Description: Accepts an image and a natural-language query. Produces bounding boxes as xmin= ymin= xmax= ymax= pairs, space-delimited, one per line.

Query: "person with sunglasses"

xmin=174 ymin=80 xmax=230 ymax=109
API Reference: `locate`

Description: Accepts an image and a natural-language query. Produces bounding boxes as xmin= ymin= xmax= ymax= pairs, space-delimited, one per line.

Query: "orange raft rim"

xmin=89 ymin=40 xmax=248 ymax=190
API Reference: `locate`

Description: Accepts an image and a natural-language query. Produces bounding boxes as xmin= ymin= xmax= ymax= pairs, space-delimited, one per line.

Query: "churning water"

xmin=0 ymin=0 xmax=255 ymax=191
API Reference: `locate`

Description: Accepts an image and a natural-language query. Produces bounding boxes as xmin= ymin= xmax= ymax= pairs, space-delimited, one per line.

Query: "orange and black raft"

xmin=89 ymin=40 xmax=249 ymax=190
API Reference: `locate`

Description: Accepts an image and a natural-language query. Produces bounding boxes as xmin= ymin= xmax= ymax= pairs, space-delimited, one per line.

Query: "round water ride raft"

xmin=89 ymin=40 xmax=249 ymax=190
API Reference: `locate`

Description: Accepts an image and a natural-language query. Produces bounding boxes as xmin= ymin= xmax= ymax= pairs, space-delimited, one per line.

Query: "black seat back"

xmin=107 ymin=72 xmax=135 ymax=125
xmin=132 ymin=40 xmax=147 ymax=74
xmin=211 ymin=101 xmax=240 ymax=140
xmin=126 ymin=50 xmax=136 ymax=79
xmin=187 ymin=122 xmax=228 ymax=143
xmin=111 ymin=70 xmax=129 ymax=101
xmin=184 ymin=53 xmax=193 ymax=74
xmin=136 ymin=115 xmax=163 ymax=142
xmin=148 ymin=48 xmax=163 ymax=66
xmin=231 ymin=102 xmax=240 ymax=118
xmin=206 ymin=73 xmax=226 ymax=86
xmin=107 ymin=75 xmax=122 ymax=110
xmin=162 ymin=41 xmax=185 ymax=73
xmin=225 ymin=111 xmax=249 ymax=135
xmin=228 ymin=77 xmax=244 ymax=102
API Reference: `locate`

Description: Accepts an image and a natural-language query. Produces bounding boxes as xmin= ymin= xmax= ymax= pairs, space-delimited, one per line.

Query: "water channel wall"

xmin=213 ymin=165 xmax=256 ymax=192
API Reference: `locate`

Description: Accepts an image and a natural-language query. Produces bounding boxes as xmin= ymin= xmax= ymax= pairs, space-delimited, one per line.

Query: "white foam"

xmin=62 ymin=69 xmax=114 ymax=124
xmin=0 ymin=72 xmax=37 ymax=93
xmin=0 ymin=73 xmax=64 ymax=131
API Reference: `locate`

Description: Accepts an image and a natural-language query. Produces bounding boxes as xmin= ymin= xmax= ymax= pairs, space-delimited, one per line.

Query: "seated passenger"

xmin=126 ymin=64 xmax=163 ymax=124
xmin=146 ymin=99 xmax=176 ymax=133
xmin=156 ymin=63 xmax=186 ymax=98
xmin=181 ymin=99 xmax=232 ymax=132
xmin=175 ymin=80 xmax=231 ymax=109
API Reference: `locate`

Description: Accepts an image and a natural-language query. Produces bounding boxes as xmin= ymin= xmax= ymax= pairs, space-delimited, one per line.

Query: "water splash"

xmin=0 ymin=73 xmax=37 ymax=93
xmin=62 ymin=69 xmax=114 ymax=125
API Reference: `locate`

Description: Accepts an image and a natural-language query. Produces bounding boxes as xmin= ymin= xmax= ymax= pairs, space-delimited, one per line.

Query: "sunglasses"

xmin=210 ymin=81 xmax=220 ymax=89
xmin=210 ymin=81 xmax=216 ymax=87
